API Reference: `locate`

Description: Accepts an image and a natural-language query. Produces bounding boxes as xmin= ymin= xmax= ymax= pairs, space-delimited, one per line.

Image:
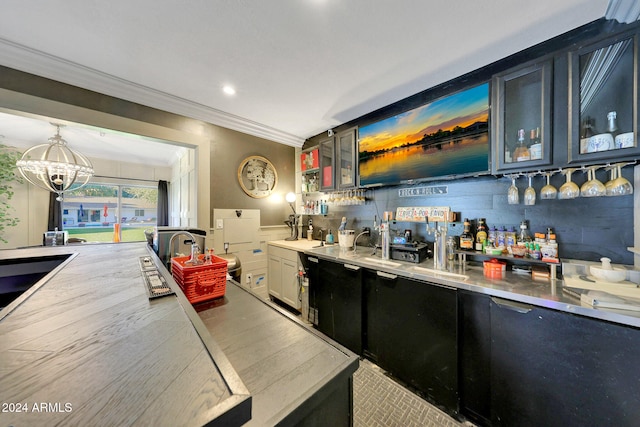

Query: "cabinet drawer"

xmin=268 ymin=245 xmax=299 ymax=262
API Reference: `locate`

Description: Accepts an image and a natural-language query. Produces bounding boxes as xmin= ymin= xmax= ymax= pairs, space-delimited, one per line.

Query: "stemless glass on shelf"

xmin=524 ymin=174 xmax=536 ymax=206
xmin=507 ymin=174 xmax=520 ymax=205
xmin=558 ymin=168 xmax=580 ymax=199
xmin=540 ymin=171 xmax=557 ymax=199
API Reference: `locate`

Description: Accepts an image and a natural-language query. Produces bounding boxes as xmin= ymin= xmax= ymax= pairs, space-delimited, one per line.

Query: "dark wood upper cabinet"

xmin=319 ymin=136 xmax=335 ymax=191
xmin=336 ymin=127 xmax=356 ymax=189
xmin=568 ymin=32 xmax=639 ymax=164
xmin=492 ymin=58 xmax=554 ymax=173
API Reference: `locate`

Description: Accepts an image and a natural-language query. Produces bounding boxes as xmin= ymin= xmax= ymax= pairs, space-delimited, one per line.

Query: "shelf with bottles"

xmin=492 ymin=57 xmax=553 ymax=173
xmin=568 ymin=31 xmax=639 ymax=163
xmin=456 ymin=218 xmax=560 ymax=273
xmin=301 ymin=198 xmax=330 ymax=216
xmin=300 ymin=171 xmax=320 ymax=193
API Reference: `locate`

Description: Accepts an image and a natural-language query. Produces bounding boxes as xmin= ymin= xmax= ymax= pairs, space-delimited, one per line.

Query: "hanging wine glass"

xmin=605 ymin=165 xmax=617 ymax=196
xmin=524 ymin=174 xmax=536 ymax=205
xmin=608 ymin=163 xmax=633 ymax=196
xmin=540 ymin=171 xmax=557 ymax=200
xmin=558 ymin=168 xmax=580 ymax=199
xmin=580 ymin=166 xmax=606 ymax=197
xmin=507 ymin=174 xmax=519 ymax=205
xmin=357 ymin=189 xmax=365 ymax=205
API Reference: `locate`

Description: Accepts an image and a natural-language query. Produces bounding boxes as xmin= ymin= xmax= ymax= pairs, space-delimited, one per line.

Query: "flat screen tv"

xmin=358 ymin=82 xmax=490 ymax=187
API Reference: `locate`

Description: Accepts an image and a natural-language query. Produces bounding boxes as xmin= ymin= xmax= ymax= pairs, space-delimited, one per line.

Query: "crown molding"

xmin=0 ymin=38 xmax=305 ymax=148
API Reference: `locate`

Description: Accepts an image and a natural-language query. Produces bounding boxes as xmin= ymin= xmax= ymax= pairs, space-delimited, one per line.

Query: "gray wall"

xmin=210 ymin=127 xmax=295 ymax=226
xmin=304 ymin=168 xmax=634 ymax=265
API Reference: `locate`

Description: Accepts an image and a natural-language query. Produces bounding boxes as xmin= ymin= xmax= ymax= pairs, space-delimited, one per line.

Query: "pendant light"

xmin=16 ymin=124 xmax=94 ymax=201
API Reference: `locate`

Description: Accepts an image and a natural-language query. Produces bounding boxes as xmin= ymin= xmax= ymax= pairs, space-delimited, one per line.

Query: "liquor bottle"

xmin=529 ymin=127 xmax=542 ymax=160
xmin=513 ymin=129 xmax=531 ymax=162
xmin=607 ymin=111 xmax=618 ymax=137
xmin=475 ymin=218 xmax=488 ymax=251
xmin=581 ymin=116 xmax=597 ymax=153
xmin=459 ymin=218 xmax=475 ymax=251
xmin=607 ymin=111 xmax=621 ymax=149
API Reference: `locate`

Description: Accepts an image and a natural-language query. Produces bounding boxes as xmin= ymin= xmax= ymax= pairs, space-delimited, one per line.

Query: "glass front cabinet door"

xmin=319 ymin=136 xmax=335 ymax=191
xmin=568 ymin=32 xmax=638 ymax=163
xmin=300 ymin=147 xmax=319 ymax=193
xmin=493 ymin=58 xmax=553 ymax=173
xmin=336 ymin=127 xmax=356 ymax=189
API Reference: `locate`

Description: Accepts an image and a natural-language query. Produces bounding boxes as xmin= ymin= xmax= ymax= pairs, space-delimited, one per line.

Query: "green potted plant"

xmin=0 ymin=143 xmax=23 ymax=243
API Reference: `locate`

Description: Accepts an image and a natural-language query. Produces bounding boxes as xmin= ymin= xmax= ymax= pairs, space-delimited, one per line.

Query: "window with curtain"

xmin=61 ymin=183 xmax=158 ymax=242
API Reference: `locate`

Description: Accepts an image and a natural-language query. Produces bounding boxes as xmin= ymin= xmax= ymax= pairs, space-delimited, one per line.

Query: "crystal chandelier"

xmin=16 ymin=125 xmax=94 ymax=201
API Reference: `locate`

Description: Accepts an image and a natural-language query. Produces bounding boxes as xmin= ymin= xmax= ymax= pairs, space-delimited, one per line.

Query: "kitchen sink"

xmin=361 ymin=257 xmax=403 ymax=268
xmin=409 ymin=266 xmax=469 ymax=281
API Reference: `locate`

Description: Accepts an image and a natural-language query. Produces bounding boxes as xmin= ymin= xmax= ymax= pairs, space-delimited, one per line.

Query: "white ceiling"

xmin=0 ymin=0 xmax=627 ymax=161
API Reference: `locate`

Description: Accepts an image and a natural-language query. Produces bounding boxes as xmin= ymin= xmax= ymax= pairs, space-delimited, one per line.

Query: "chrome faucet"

xmin=353 ymin=228 xmax=371 ymax=253
xmin=169 ymin=231 xmax=201 ymax=265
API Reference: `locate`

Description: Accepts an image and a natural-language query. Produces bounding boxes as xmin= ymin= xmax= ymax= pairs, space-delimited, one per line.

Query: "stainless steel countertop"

xmin=301 ymin=243 xmax=640 ymax=329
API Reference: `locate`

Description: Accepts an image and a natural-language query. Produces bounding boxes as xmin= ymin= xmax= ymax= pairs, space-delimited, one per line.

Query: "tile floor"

xmin=353 ymin=358 xmax=474 ymax=427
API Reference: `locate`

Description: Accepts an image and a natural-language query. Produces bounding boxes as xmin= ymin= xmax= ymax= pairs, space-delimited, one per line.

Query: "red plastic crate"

xmin=171 ymin=254 xmax=227 ymax=304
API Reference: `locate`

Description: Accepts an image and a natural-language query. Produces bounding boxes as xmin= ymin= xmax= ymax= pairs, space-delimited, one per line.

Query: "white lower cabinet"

xmin=268 ymin=245 xmax=301 ymax=310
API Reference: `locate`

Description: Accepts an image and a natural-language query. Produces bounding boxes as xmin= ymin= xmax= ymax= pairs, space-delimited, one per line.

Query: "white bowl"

xmin=587 ymin=133 xmax=614 ymax=153
xmin=615 ymin=132 xmax=634 ymax=149
xmin=590 ymin=265 xmax=627 ymax=282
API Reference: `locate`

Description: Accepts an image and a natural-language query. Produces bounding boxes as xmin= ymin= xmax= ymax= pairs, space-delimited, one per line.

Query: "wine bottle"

xmin=607 ymin=111 xmax=618 ymax=137
xmin=513 ymin=129 xmax=530 ymax=162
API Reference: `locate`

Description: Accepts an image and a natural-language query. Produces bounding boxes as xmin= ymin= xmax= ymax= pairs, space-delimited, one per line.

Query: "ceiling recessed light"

xmin=222 ymin=85 xmax=236 ymax=96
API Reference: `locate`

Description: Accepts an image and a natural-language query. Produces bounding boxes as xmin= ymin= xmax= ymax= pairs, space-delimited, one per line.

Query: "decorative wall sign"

xmin=395 ymin=206 xmax=452 ymax=222
xmin=398 ymin=185 xmax=448 ymax=197
xmin=237 ymin=155 xmax=278 ymax=198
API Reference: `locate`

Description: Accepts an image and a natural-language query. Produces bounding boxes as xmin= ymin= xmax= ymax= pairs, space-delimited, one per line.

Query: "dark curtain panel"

xmin=157 ymin=180 xmax=169 ymax=226
xmin=48 ymin=192 xmax=62 ymax=231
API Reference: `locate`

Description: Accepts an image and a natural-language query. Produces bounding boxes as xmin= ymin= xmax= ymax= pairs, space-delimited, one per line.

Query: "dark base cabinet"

xmin=490 ymin=296 xmax=640 ymax=427
xmin=364 ymin=269 xmax=458 ymax=415
xmin=458 ymin=290 xmax=492 ymax=426
xmin=459 ymin=292 xmax=640 ymax=427
xmin=315 ymin=259 xmax=363 ymax=354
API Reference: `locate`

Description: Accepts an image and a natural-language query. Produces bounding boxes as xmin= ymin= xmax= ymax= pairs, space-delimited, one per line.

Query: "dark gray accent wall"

xmin=304 ymin=168 xmax=634 ymax=264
